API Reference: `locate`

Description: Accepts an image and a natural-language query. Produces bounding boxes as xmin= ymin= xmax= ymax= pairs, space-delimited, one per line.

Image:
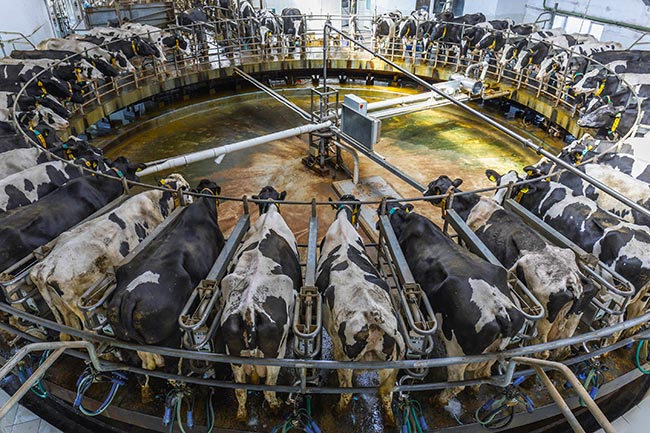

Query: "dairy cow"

xmin=107 ymin=179 xmax=224 ymax=370
xmin=31 ymin=174 xmax=190 ymax=334
xmin=281 ymin=8 xmax=306 ymax=54
xmin=501 ymin=172 xmax=650 ymax=337
xmin=0 ymin=139 xmax=102 ymax=179
xmin=526 ymin=163 xmax=650 ymax=227
xmin=10 ymin=49 xmax=119 ymax=78
xmin=382 ymin=201 xmax=524 ymax=402
xmin=536 ymin=42 xmax=623 ymax=82
xmin=0 ymin=64 xmax=72 ymax=100
xmin=316 ymin=196 xmax=404 ymax=423
xmin=220 ymin=186 xmax=301 ymax=421
xmin=426 ymin=175 xmax=595 ymax=359
xmin=0 ymin=106 xmax=69 ymax=132
xmin=563 ymin=136 xmax=650 ymax=183
xmin=0 ymin=157 xmax=143 ymax=272
xmin=121 ymin=22 xmax=190 ymax=57
xmin=37 ymin=38 xmax=134 ymax=73
xmin=0 ymin=160 xmax=91 ymax=213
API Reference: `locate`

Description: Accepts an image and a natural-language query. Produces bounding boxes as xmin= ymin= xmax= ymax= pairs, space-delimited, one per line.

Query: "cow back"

xmin=108 ymin=196 xmax=223 ymax=345
xmin=220 ymin=206 xmax=300 ymax=359
xmin=396 ymin=212 xmax=522 ymax=355
xmin=0 ymin=174 xmax=124 ymax=271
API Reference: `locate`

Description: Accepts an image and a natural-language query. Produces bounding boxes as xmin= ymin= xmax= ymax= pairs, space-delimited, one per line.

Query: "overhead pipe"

xmin=325 ymin=24 xmax=650 ymax=221
xmin=138 ymin=122 xmax=332 ymax=176
xmin=542 ymin=0 xmax=650 ymax=34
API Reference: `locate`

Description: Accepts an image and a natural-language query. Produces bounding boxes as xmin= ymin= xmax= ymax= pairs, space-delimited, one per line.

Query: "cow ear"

xmin=452 ymin=178 xmax=463 ymax=188
xmin=405 ymin=203 xmax=414 ymax=213
xmin=485 ymin=169 xmax=500 ymax=183
xmin=523 ymin=165 xmax=537 ymax=177
xmin=328 ymin=197 xmax=337 ymax=209
xmin=214 ymin=185 xmax=222 ymax=195
xmin=252 ymin=195 xmax=259 ymax=200
xmin=279 ymin=191 xmax=287 ymax=201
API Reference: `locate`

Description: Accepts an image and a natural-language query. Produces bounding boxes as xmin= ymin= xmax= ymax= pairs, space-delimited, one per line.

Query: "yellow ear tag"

xmin=488 ymin=174 xmax=496 ymax=182
xmin=85 ymin=161 xmax=91 ymax=167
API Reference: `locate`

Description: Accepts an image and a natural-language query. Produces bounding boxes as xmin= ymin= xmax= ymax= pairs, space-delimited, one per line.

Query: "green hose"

xmin=636 ymin=341 xmax=650 ymax=374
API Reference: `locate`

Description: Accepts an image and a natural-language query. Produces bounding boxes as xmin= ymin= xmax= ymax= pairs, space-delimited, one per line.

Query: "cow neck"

xmin=199 ymin=188 xmax=219 ymax=221
xmin=447 ymin=191 xmax=480 ymax=221
xmin=336 ymin=204 xmax=359 ymax=228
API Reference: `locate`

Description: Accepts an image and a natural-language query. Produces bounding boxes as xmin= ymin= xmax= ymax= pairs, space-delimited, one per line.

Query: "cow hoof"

xmin=384 ymin=410 xmax=396 ymax=426
xmin=236 ymin=409 xmax=247 ymax=422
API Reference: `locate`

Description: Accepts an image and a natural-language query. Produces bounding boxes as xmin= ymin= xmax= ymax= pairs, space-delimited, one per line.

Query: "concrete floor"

xmin=0 ymin=390 xmax=61 ymax=433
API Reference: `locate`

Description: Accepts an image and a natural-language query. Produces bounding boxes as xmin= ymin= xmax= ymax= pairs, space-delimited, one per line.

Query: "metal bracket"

xmin=293 ymin=210 xmax=322 ymax=361
xmin=377 ymin=214 xmax=437 ymax=360
xmin=179 ymin=214 xmax=250 ymax=351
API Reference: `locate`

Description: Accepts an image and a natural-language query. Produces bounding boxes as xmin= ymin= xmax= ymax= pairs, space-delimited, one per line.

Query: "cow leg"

xmin=439 ymin=363 xmax=467 ymax=404
xmin=232 ymin=364 xmax=248 ymax=421
xmin=624 ymin=285 xmax=650 ymax=338
xmin=532 ymin=318 xmax=552 ymax=359
xmin=263 ymin=366 xmax=283 ymax=412
xmin=336 ymin=368 xmax=354 ymax=412
xmin=550 ymin=313 xmax=580 ymax=359
xmin=378 ymin=368 xmax=398 ymax=425
xmin=137 ymin=351 xmax=165 ymax=370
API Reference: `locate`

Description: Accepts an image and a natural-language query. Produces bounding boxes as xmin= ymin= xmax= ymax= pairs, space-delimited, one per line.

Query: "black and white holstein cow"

xmin=577 ymin=85 xmax=650 ymax=138
xmin=0 ymin=157 xmax=143 ymax=273
xmin=316 ymin=196 xmax=404 ymax=423
xmin=10 ymin=49 xmax=119 ymax=78
xmin=0 ymin=106 xmax=69 ymax=132
xmin=426 ymin=175 xmax=595 ymax=359
xmin=373 ymin=12 xmax=400 ymax=55
xmin=382 ymin=201 xmax=524 ymax=402
xmin=0 ymin=90 xmax=70 ymax=122
xmin=220 ymin=186 xmax=301 ymax=421
xmin=107 ymin=179 xmax=224 ymax=370
xmin=31 ymin=174 xmax=190 ymax=336
xmin=0 ymin=138 xmax=102 ymax=179
xmin=281 ymin=8 xmax=306 ymax=55
xmin=499 ymin=171 xmax=650 ymax=339
xmin=0 ymin=64 xmax=73 ymax=101
xmin=0 ymin=124 xmax=60 ymax=154
xmin=562 ymin=135 xmax=650 ymax=184
xmin=536 ymin=42 xmax=624 ymax=82
xmin=0 ymin=160 xmax=89 ymax=214
xmin=525 ymin=162 xmax=650 ymax=227
xmin=513 ymin=41 xmax=551 ymax=73
xmin=37 ymin=38 xmax=135 ymax=73
xmin=257 ymin=10 xmax=283 ymax=59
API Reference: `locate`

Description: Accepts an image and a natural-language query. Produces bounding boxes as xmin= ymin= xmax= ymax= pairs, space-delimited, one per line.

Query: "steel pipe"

xmin=324 ymin=24 xmax=650 ymax=221
xmin=138 ymin=121 xmax=332 ymax=176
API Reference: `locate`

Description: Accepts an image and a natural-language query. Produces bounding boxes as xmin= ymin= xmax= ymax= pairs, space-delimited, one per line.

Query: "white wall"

xmin=0 ymin=0 xmax=56 ymax=54
xmin=522 ymin=0 xmax=650 ymax=47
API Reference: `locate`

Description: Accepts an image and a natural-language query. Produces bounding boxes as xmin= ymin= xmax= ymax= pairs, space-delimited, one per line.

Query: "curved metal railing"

xmin=4 ymin=15 xmax=649 ymax=396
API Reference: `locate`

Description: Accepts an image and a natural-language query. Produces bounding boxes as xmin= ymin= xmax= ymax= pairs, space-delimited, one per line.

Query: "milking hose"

xmin=635 ymin=340 xmax=650 ymax=374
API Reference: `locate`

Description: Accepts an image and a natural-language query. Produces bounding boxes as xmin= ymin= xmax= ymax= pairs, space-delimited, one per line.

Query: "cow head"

xmin=53 ymin=138 xmax=104 ymax=163
xmin=560 ymin=136 xmax=598 ymax=165
xmin=513 ymin=49 xmax=534 ymax=72
xmin=194 ymin=179 xmax=221 ymax=197
xmin=162 ymin=34 xmax=189 ymax=52
xmin=159 ymin=173 xmax=193 ymax=209
xmin=475 ymin=32 xmax=496 ymax=50
xmin=252 ymin=185 xmax=286 ymax=214
xmin=577 ymin=102 xmax=624 ymax=132
xmin=36 ymin=75 xmax=72 ymax=100
xmin=87 ymin=57 xmax=119 ymax=77
xmin=131 ymin=36 xmax=159 ymax=57
xmin=75 ymin=58 xmax=103 ymax=81
xmin=72 ymin=155 xmax=102 ymax=171
xmin=509 ymin=177 xmax=548 ymax=208
xmin=108 ymin=156 xmax=146 ymax=181
xmin=423 ymin=176 xmax=463 ymax=207
xmin=23 ymin=106 xmax=69 ymax=131
xmin=26 ymin=123 xmax=60 ymax=148
xmin=485 ymin=169 xmax=521 ymax=204
xmin=571 ymin=68 xmax=607 ymax=96
xmin=377 ymin=200 xmax=414 ymax=239
xmin=331 ymin=194 xmax=361 ymax=227
xmin=537 ymin=54 xmax=562 ymax=81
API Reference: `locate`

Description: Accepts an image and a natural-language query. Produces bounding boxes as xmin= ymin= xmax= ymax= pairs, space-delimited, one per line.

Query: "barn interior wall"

xmin=0 ymin=0 xmax=57 ymax=53
xmin=522 ymin=0 xmax=650 ymax=48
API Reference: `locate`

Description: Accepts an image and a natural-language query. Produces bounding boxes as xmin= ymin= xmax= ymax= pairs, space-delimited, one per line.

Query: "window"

xmin=553 ymin=15 xmax=605 ymax=40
